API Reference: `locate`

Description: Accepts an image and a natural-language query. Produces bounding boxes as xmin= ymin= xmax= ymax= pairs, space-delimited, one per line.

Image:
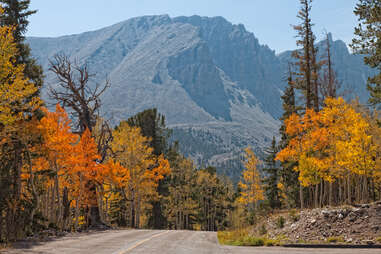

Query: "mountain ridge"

xmin=27 ymin=15 xmax=373 ymax=181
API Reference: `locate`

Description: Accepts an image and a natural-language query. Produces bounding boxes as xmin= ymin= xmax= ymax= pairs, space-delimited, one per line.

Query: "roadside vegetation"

xmin=1 ymin=0 xmax=381 ymax=247
xmin=218 ymin=0 xmax=381 ymax=246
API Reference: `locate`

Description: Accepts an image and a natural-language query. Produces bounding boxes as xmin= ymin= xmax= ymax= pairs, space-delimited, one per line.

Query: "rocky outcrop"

xmin=261 ymin=202 xmax=381 ymax=244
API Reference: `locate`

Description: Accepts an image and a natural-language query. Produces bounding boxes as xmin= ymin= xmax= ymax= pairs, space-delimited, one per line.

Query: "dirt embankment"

xmin=255 ymin=201 xmax=381 ymax=244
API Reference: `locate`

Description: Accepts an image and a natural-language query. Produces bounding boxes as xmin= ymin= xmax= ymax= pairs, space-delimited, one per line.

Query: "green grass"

xmin=217 ymin=229 xmax=265 ymax=246
xmin=326 ymin=237 xmax=345 ymax=243
xmin=375 ymin=236 xmax=381 ymax=243
xmin=217 ymin=229 xmax=283 ymax=247
xmin=264 ymin=239 xmax=280 ymax=246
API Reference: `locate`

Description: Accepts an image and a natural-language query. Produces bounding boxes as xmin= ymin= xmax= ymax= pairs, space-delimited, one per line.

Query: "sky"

xmin=27 ymin=0 xmax=359 ymax=53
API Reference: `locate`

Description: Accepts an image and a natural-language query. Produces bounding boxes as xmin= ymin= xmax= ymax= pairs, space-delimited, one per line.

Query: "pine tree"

xmin=292 ymin=0 xmax=321 ymax=208
xmin=292 ymin=0 xmax=321 ymax=111
xmin=127 ymin=108 xmax=170 ymax=156
xmin=0 ymin=0 xmax=43 ymax=89
xmin=278 ymin=65 xmax=300 ymax=208
xmin=351 ymin=0 xmax=381 ymax=106
xmin=292 ymin=0 xmax=314 ymax=109
xmin=263 ymin=137 xmax=281 ymax=209
xmin=127 ymin=108 xmax=171 ymax=229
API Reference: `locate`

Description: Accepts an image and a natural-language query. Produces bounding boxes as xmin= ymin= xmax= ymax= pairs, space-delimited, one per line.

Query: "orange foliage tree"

xmin=277 ymin=97 xmax=381 ymax=205
xmin=34 ymin=105 xmax=103 ymax=230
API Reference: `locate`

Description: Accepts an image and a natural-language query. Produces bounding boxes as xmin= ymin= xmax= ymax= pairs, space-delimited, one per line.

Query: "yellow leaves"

xmin=276 ymin=97 xmax=381 ymax=187
xmin=109 ymin=121 xmax=170 ymax=206
xmin=0 ymin=25 xmax=41 ymax=126
xmin=238 ymin=147 xmax=264 ymax=206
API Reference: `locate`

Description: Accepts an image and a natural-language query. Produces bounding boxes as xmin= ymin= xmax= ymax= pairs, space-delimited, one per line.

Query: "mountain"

xmin=27 ymin=15 xmax=373 ymax=182
xmin=278 ymin=33 xmax=375 ymax=103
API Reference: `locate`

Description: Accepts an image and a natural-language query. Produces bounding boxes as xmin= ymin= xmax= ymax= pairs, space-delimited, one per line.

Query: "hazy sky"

xmin=27 ymin=0 xmax=358 ymax=53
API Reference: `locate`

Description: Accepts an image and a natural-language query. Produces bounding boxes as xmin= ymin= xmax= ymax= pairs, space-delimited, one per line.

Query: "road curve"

xmin=2 ymin=230 xmax=380 ymax=254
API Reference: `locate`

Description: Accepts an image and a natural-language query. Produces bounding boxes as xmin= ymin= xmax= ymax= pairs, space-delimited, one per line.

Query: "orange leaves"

xmin=34 ymin=105 xmax=103 ymax=207
xmin=276 ymin=97 xmax=381 ymax=187
xmin=31 ymin=105 xmax=174 ymax=225
xmin=104 ymin=160 xmax=130 ymax=188
xmin=37 ymin=104 xmax=77 ymax=173
xmin=73 ymin=128 xmax=101 ymax=179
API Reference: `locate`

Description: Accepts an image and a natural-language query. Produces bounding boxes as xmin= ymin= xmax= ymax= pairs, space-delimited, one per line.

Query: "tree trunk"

xmin=75 ymin=197 xmax=81 ymax=231
xmin=300 ymin=185 xmax=304 ymax=209
xmin=329 ymin=181 xmax=333 ymax=206
xmin=347 ymin=175 xmax=351 ymax=204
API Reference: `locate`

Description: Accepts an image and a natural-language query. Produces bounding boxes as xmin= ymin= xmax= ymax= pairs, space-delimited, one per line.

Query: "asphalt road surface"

xmin=2 ymin=230 xmax=380 ymax=254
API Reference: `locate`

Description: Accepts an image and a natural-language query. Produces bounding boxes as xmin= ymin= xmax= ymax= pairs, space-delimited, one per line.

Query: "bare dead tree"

xmin=94 ymin=117 xmax=114 ymax=163
xmin=49 ymin=54 xmax=112 ymax=227
xmin=320 ymin=32 xmax=341 ymax=101
xmin=48 ymin=54 xmax=111 ymax=134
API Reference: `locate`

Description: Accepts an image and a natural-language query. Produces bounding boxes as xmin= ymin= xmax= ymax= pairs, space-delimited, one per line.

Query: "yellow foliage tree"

xmin=0 ymin=25 xmax=40 ymax=126
xmin=0 ymin=13 xmax=42 ymax=240
xmin=238 ymin=147 xmax=264 ymax=209
xmin=277 ymin=97 xmax=381 ymax=204
xmin=110 ymin=122 xmax=170 ymax=228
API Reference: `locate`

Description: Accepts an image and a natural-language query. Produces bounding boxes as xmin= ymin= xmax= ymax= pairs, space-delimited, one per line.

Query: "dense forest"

xmin=0 ymin=0 xmax=380 ymax=244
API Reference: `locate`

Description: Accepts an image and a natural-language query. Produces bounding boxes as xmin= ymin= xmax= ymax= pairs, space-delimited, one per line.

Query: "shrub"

xmin=265 ymin=239 xmax=279 ymax=246
xmin=289 ymin=209 xmax=300 ymax=222
xmin=243 ymin=237 xmax=265 ymax=246
xmin=327 ymin=237 xmax=344 ymax=243
xmin=376 ymin=237 xmax=381 ymax=243
xmin=259 ymin=224 xmax=267 ymax=235
xmin=276 ymin=216 xmax=285 ymax=229
xmin=217 ymin=230 xmax=265 ymax=246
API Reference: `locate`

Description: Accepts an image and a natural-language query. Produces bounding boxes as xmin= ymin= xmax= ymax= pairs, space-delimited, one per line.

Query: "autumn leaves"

xmin=0 ymin=18 xmax=171 ymax=233
xmin=31 ymin=105 xmax=171 ymax=230
xmin=277 ymin=98 xmax=381 ymax=204
xmin=106 ymin=121 xmax=170 ymax=228
xmin=238 ymin=147 xmax=264 ymax=208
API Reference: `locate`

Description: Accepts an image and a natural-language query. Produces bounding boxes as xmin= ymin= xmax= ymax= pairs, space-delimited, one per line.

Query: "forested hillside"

xmin=27 ymin=14 xmax=374 ymax=179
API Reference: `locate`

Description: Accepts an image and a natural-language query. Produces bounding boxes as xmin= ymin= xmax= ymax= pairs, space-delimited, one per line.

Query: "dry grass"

xmin=217 ymin=228 xmax=282 ymax=247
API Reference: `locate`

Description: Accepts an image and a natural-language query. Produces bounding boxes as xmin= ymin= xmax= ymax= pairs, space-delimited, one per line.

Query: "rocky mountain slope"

xmin=27 ymin=15 xmax=373 ymax=181
xmin=278 ymin=33 xmax=375 ymax=104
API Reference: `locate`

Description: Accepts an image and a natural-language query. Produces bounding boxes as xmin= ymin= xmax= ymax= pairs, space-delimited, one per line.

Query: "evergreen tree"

xmin=127 ymin=108 xmax=170 ymax=156
xmin=292 ymin=0 xmax=320 ymax=111
xmin=263 ymin=137 xmax=281 ymax=209
xmin=352 ymin=0 xmax=381 ymax=107
xmin=0 ymin=0 xmax=43 ymax=89
xmin=291 ymin=0 xmax=321 ymax=208
xmin=127 ymin=108 xmax=171 ymax=229
xmin=278 ymin=65 xmax=300 ymax=208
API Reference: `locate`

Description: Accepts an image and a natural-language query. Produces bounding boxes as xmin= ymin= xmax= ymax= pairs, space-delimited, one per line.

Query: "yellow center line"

xmin=118 ymin=231 xmax=171 ymax=254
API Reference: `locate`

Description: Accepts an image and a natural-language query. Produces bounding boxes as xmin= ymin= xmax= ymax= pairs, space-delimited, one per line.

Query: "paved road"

xmin=2 ymin=230 xmax=380 ymax=254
